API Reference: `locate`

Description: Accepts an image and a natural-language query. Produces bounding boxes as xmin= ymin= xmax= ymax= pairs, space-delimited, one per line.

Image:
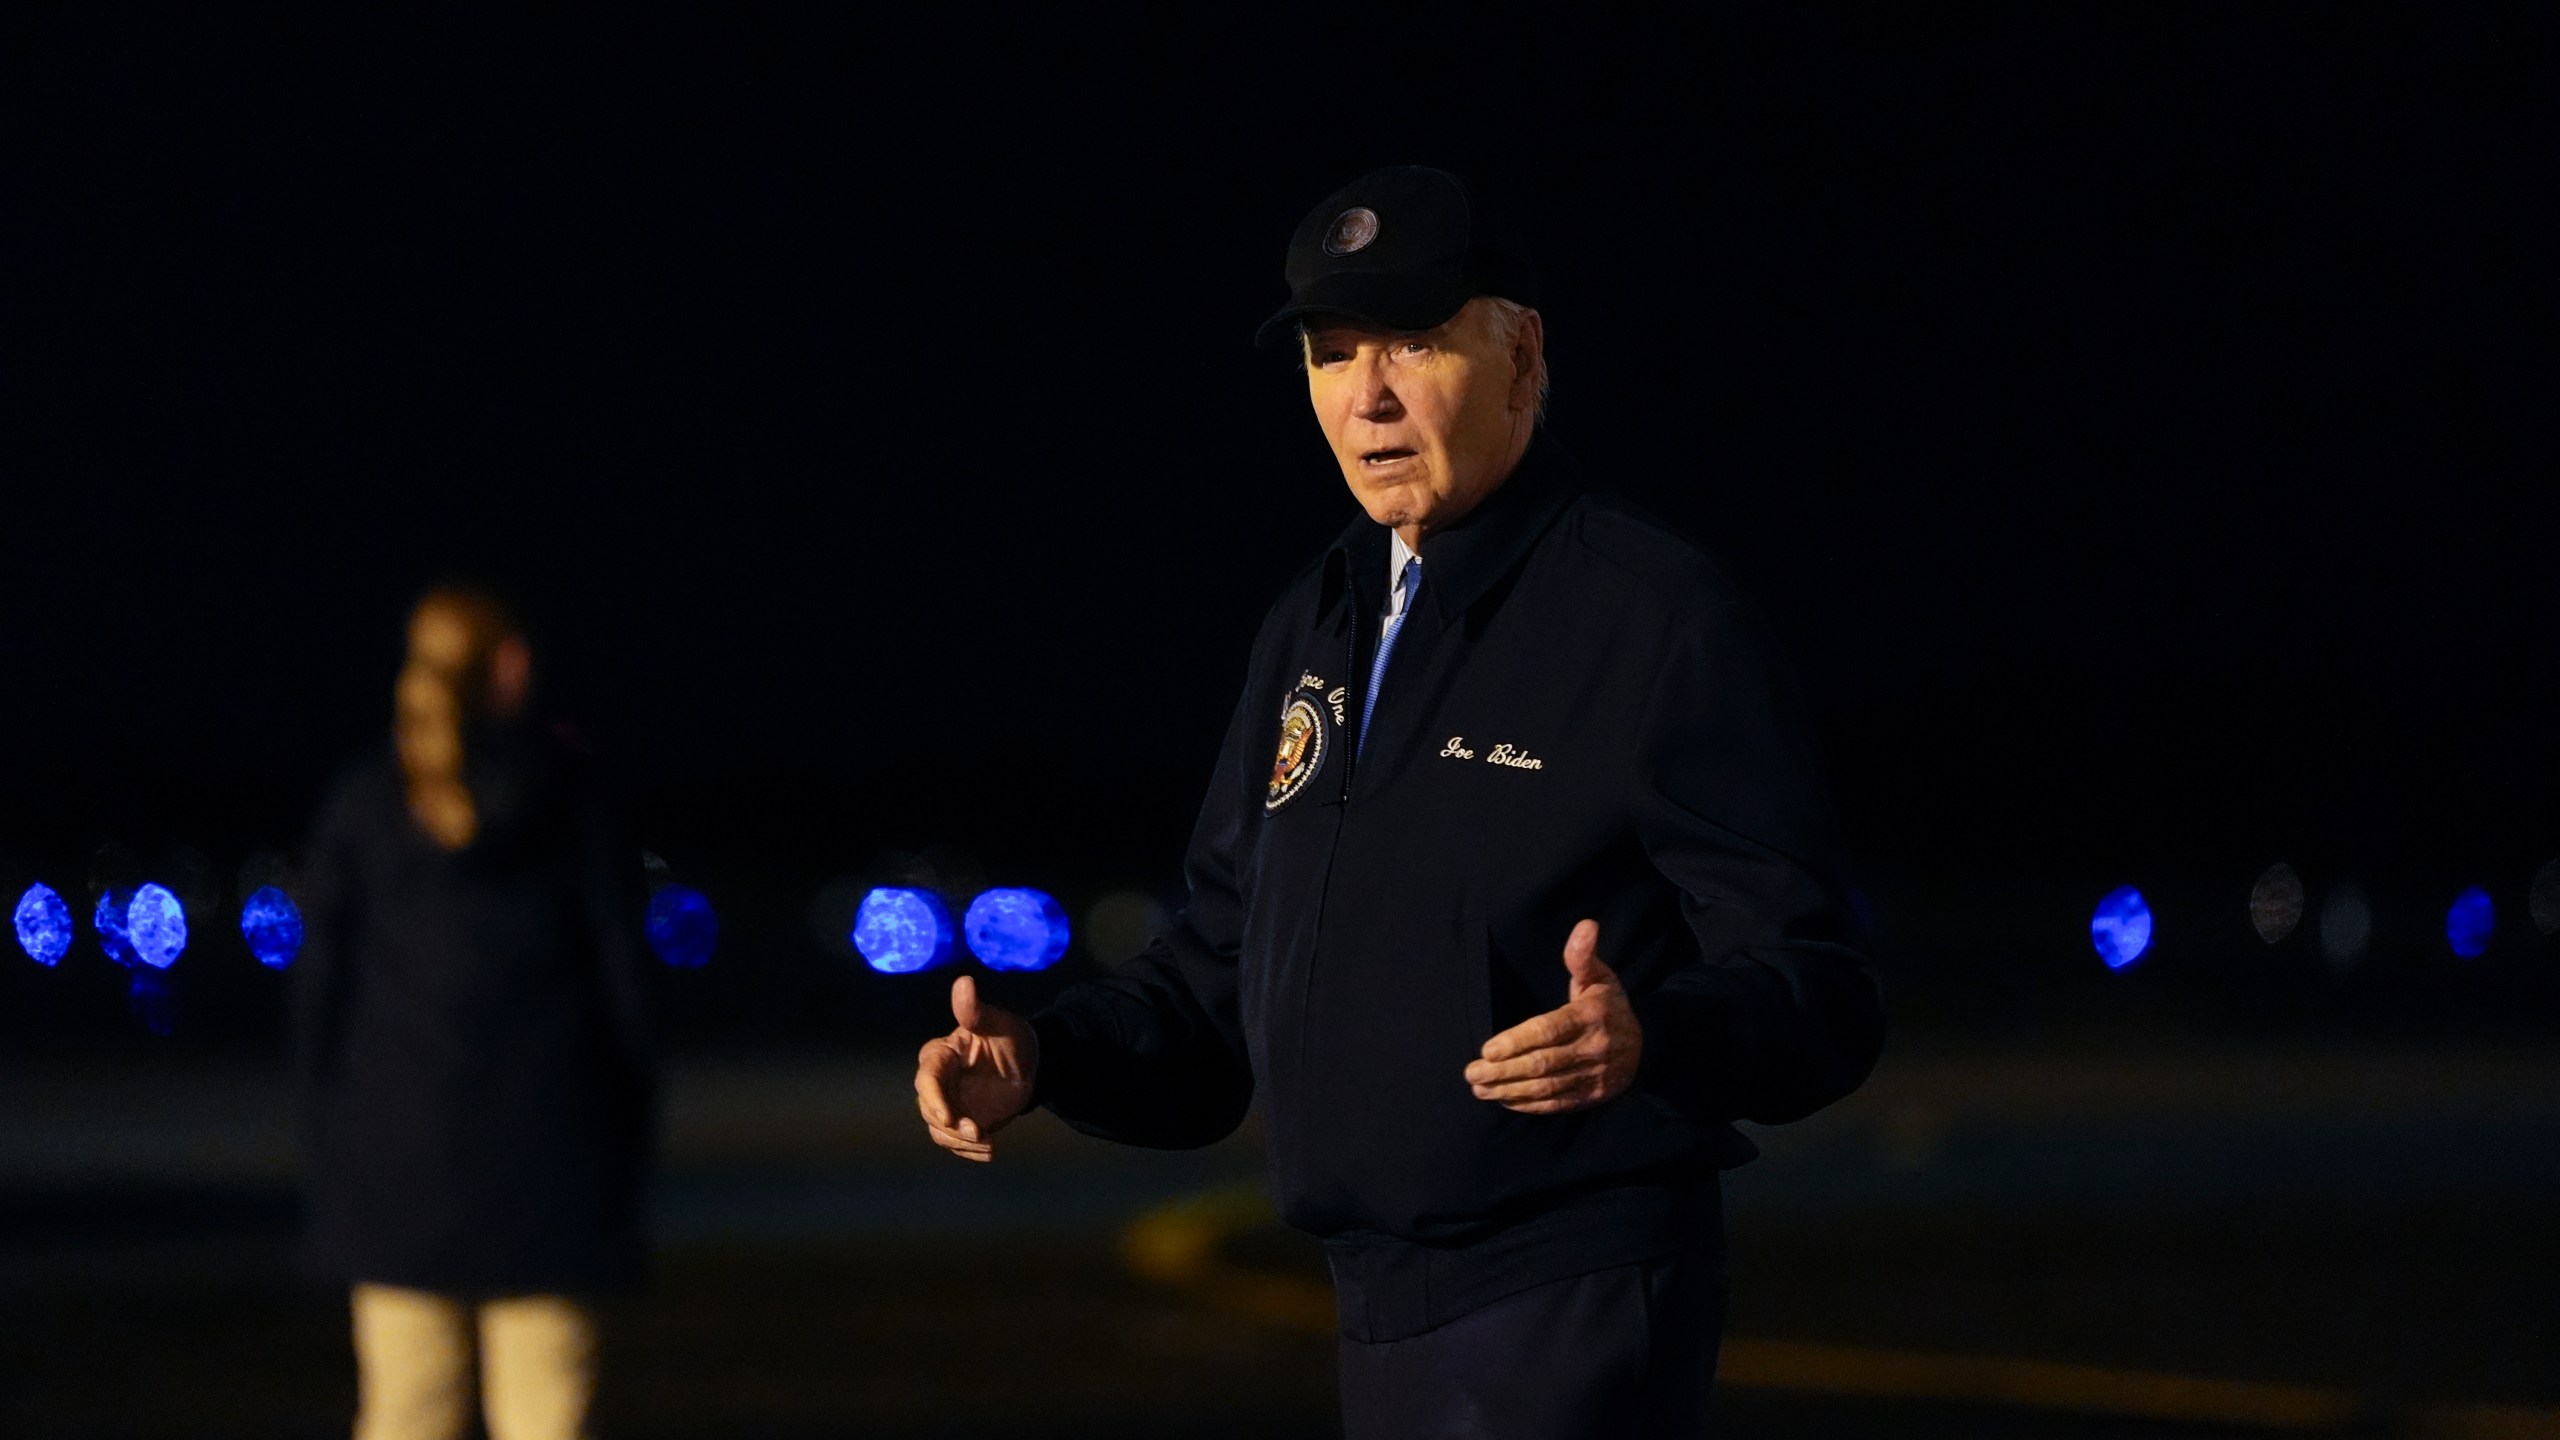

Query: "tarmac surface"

xmin=5 ymin=1033 xmax=2557 ymax=1437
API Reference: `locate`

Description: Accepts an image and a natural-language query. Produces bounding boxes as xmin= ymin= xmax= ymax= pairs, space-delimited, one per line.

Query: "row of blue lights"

xmin=24 ymin=866 xmax=2542 ymax=981
xmin=23 ymin=871 xmax=2535 ymax=979
xmin=11 ymin=882 xmax=298 ymax=971
xmin=2089 ymin=877 xmax=2530 ymax=970
xmin=853 ymin=886 xmax=1070 ymax=974
xmin=638 ymin=880 xmax=1072 ymax=974
xmin=12 ymin=878 xmax=705 ymax=975
xmin=17 ymin=877 xmax=1072 ymax=978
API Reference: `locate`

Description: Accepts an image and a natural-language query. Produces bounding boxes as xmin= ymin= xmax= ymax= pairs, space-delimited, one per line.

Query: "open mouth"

xmin=1360 ymin=448 xmax=1417 ymax=467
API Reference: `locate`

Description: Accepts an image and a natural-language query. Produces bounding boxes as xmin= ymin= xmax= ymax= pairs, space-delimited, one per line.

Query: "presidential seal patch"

xmin=1265 ymin=695 xmax=1328 ymax=811
xmin=1323 ymin=206 xmax=1380 ymax=256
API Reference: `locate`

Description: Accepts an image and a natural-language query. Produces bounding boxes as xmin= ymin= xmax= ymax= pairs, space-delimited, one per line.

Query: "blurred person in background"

xmin=293 ymin=584 xmax=654 ymax=1440
xmin=915 ymin=167 xmax=1883 ymax=1437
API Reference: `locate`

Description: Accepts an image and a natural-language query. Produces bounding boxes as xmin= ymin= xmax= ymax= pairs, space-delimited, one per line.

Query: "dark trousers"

xmin=1335 ymin=1244 xmax=1727 ymax=1440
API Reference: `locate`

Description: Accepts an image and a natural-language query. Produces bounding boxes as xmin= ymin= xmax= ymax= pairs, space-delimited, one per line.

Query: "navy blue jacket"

xmin=1033 ymin=434 xmax=1884 ymax=1341
xmin=293 ymin=732 xmax=655 ymax=1296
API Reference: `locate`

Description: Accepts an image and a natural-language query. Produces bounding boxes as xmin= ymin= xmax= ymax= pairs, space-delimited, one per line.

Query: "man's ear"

xmin=1509 ymin=308 xmax=1546 ymax=414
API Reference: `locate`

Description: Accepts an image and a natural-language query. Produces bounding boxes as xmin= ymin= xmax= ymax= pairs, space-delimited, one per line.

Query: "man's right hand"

xmin=914 ymin=975 xmax=1039 ymax=1162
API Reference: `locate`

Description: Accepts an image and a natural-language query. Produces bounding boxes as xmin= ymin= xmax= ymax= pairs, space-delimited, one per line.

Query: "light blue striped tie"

xmin=1359 ymin=556 xmax=1423 ymax=757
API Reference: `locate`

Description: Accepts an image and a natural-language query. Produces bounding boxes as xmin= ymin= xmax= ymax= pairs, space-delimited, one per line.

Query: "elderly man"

xmin=915 ymin=165 xmax=1884 ymax=1437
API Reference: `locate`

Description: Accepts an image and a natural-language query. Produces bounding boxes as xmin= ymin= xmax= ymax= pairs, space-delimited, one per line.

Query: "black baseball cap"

xmin=1253 ymin=166 xmax=1541 ymax=349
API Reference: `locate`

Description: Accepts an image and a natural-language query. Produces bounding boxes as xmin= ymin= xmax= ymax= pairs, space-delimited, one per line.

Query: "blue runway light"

xmin=645 ymin=884 xmax=719 ymax=970
xmin=2445 ymin=887 xmax=2495 ymax=959
xmin=127 ymin=884 xmax=188 ymax=970
xmin=852 ymin=887 xmax=954 ymax=974
xmin=240 ymin=886 xmax=305 ymax=969
xmin=14 ymin=884 xmax=73 ymax=967
xmin=963 ymin=888 xmax=1072 ymax=973
xmin=2090 ymin=886 xmax=2154 ymax=970
xmin=95 ymin=889 xmax=136 ymax=966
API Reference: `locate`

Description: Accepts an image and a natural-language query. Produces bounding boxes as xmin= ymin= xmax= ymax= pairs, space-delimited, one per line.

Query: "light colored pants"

xmin=351 ymin=1283 xmax=598 ymax=1440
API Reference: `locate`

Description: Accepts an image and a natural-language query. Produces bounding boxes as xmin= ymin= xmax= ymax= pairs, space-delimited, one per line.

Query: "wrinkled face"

xmin=1303 ymin=296 xmax=1538 ymax=543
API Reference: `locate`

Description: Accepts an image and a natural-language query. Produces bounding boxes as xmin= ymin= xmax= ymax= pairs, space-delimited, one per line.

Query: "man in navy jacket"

xmin=915 ymin=166 xmax=1884 ymax=1438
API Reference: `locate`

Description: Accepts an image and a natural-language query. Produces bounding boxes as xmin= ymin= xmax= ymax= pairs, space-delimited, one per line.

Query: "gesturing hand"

xmin=1463 ymin=919 xmax=1643 ymax=1114
xmin=914 ymin=975 xmax=1039 ymax=1161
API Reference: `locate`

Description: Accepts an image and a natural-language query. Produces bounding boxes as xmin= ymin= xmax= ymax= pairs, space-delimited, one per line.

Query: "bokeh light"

xmin=645 ymin=884 xmax=719 ymax=970
xmin=852 ymin=887 xmax=954 ymax=974
xmin=2445 ymin=887 xmax=2494 ymax=959
xmin=2249 ymin=864 xmax=2304 ymax=944
xmin=14 ymin=883 xmax=74 ymax=967
xmin=94 ymin=889 xmax=136 ymax=967
xmin=239 ymin=886 xmax=305 ymax=969
xmin=126 ymin=883 xmax=188 ymax=970
xmin=2089 ymin=886 xmax=2153 ymax=970
xmin=2319 ymin=882 xmax=2371 ymax=972
xmin=963 ymin=888 xmax=1071 ymax=972
xmin=2531 ymin=859 xmax=2560 ymax=938
xmin=1083 ymin=891 xmax=1171 ymax=973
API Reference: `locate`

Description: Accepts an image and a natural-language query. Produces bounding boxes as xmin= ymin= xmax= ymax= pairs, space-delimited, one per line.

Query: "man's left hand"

xmin=1464 ymin=919 xmax=1643 ymax=1114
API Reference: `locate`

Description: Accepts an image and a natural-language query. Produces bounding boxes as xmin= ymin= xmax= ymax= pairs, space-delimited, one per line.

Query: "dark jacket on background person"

xmin=293 ymin=729 xmax=654 ymax=1296
xmin=1031 ymin=433 xmax=1884 ymax=1342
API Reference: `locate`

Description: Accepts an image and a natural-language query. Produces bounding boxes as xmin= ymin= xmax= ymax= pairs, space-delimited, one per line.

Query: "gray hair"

xmin=1480 ymin=297 xmax=1551 ymax=420
xmin=1296 ymin=296 xmax=1552 ymax=420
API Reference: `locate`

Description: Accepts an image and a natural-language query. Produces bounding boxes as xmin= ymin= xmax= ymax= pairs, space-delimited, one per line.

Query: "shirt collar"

xmin=1386 ymin=530 xmax=1419 ymax=617
xmin=1317 ymin=429 xmax=1580 ymax=632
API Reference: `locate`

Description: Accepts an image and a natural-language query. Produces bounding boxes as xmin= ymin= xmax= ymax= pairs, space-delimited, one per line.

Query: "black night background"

xmin=5 ymin=7 xmax=2556 ymax=1437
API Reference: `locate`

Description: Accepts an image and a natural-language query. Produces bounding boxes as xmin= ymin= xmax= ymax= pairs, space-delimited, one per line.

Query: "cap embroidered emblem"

xmin=1323 ymin=207 xmax=1380 ymax=256
xmin=1266 ymin=695 xmax=1329 ymax=810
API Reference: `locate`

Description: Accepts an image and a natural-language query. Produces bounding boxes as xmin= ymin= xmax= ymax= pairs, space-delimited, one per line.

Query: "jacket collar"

xmin=1317 ymin=428 xmax=1581 ymax=632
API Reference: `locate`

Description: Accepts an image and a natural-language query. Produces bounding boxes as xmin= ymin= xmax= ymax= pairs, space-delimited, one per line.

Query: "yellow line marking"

xmin=1718 ymin=1337 xmax=2358 ymax=1429
xmin=1121 ymin=1185 xmax=2560 ymax=1437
